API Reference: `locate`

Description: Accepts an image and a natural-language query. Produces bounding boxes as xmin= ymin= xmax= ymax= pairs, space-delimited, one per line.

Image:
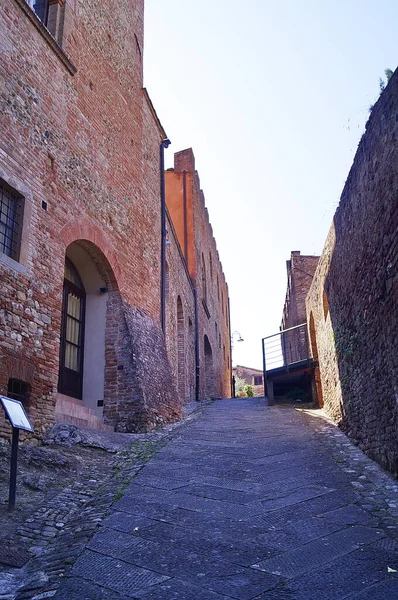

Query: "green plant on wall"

xmin=379 ymin=68 xmax=393 ymax=93
xmin=370 ymin=68 xmax=394 ymax=111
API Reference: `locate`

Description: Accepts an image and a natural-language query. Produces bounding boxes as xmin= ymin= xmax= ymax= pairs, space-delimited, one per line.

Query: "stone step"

xmin=55 ymin=395 xmax=113 ymax=431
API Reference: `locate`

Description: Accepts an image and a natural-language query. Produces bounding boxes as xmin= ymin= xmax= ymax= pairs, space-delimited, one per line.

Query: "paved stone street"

xmin=51 ymin=399 xmax=398 ymax=599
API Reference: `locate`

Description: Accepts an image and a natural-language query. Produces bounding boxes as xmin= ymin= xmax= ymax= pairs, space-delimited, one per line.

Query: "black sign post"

xmin=0 ymin=395 xmax=34 ymax=511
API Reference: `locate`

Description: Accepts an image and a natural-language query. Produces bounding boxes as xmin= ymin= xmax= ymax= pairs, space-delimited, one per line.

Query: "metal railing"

xmin=262 ymin=323 xmax=310 ymax=375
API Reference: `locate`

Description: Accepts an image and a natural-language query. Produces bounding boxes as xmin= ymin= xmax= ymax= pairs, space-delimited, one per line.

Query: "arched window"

xmin=204 ymin=335 xmax=214 ymax=398
xmin=202 ymin=254 xmax=207 ymax=304
xmin=221 ymin=291 xmax=224 ymax=314
xmin=209 ymin=252 xmax=213 ymax=279
xmin=59 ymin=258 xmax=86 ymax=399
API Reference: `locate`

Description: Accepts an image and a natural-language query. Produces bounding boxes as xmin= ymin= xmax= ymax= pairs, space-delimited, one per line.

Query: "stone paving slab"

xmin=53 ymin=399 xmax=398 ymax=599
xmin=252 ymin=524 xmax=384 ymax=578
xmin=280 ymin=543 xmax=398 ymax=599
xmin=71 ymin=549 xmax=169 ymax=595
xmin=132 ymin=578 xmax=232 ymax=599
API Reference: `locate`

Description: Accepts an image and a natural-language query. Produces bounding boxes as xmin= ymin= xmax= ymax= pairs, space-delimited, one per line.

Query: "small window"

xmin=253 ymin=375 xmax=263 ymax=386
xmin=7 ymin=379 xmax=30 ymax=407
xmin=0 ymin=179 xmax=24 ymax=261
xmin=27 ymin=0 xmax=49 ymax=25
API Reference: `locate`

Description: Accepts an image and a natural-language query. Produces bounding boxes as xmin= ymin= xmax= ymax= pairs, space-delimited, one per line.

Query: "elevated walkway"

xmin=262 ymin=323 xmax=316 ymax=403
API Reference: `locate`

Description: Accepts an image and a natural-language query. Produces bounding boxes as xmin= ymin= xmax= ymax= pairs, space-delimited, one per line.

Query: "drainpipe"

xmin=194 ymin=288 xmax=200 ymax=401
xmin=160 ymin=138 xmax=171 ymax=333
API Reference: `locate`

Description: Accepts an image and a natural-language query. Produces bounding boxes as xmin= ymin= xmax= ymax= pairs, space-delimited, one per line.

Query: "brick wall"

xmin=0 ymin=0 xmax=182 ymax=435
xmin=165 ymin=213 xmax=196 ymax=405
xmin=281 ymin=252 xmax=319 ymax=365
xmin=166 ymin=149 xmax=232 ymax=399
xmin=306 ymin=71 xmax=398 ymax=474
xmin=282 ymin=252 xmax=319 ymax=330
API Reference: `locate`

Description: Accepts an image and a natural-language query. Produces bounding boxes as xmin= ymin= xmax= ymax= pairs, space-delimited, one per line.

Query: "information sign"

xmin=0 ymin=395 xmax=34 ymax=510
xmin=0 ymin=396 xmax=34 ymax=432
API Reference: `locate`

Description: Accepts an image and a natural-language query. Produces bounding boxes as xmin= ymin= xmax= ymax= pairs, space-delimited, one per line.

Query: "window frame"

xmin=0 ymin=179 xmax=24 ymax=263
xmin=58 ymin=258 xmax=86 ymax=400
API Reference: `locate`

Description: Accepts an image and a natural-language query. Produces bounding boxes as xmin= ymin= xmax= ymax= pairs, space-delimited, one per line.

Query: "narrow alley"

xmin=53 ymin=399 xmax=398 ymax=600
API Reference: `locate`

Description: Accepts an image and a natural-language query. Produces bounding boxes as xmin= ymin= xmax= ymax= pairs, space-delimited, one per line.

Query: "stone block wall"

xmin=306 ymin=71 xmax=398 ymax=474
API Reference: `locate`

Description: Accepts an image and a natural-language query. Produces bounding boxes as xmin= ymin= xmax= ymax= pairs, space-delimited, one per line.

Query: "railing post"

xmin=262 ymin=337 xmax=267 ymax=400
xmin=281 ymin=330 xmax=288 ymax=372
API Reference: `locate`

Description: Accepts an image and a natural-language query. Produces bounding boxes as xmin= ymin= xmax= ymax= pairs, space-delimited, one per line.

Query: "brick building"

xmin=232 ymin=365 xmax=264 ymax=397
xmin=306 ymin=71 xmax=398 ymax=474
xmin=0 ymin=0 xmax=231 ymax=438
xmin=165 ymin=149 xmax=231 ymax=401
xmin=281 ymin=251 xmax=319 ymax=365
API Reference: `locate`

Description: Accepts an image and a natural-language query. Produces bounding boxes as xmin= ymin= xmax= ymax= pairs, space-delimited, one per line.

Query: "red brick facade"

xmin=281 ymin=251 xmax=319 ymax=367
xmin=166 ymin=150 xmax=232 ymax=399
xmin=306 ymin=71 xmax=398 ymax=474
xmin=0 ymin=1 xmax=230 ymax=437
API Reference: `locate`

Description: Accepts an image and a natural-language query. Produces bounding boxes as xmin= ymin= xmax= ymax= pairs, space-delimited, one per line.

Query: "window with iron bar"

xmin=0 ymin=180 xmax=24 ymax=262
xmin=7 ymin=379 xmax=30 ymax=406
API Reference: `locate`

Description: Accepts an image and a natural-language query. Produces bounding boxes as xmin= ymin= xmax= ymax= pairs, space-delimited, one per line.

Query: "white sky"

xmin=144 ymin=0 xmax=397 ymax=370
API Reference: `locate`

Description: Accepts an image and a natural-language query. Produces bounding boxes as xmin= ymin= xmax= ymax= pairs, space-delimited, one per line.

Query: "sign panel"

xmin=0 ymin=396 xmax=34 ymax=432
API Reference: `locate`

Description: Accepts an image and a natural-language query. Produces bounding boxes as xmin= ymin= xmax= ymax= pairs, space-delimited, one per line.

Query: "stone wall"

xmin=306 ymin=71 xmax=398 ymax=474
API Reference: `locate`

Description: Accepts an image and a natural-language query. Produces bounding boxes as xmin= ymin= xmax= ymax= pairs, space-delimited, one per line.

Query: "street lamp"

xmin=231 ymin=331 xmax=244 ymax=349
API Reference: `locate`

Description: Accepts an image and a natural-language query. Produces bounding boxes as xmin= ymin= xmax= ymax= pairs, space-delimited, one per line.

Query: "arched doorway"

xmin=57 ymin=240 xmax=119 ymax=419
xmin=204 ymin=334 xmax=214 ymax=398
xmin=177 ymin=296 xmax=185 ymax=403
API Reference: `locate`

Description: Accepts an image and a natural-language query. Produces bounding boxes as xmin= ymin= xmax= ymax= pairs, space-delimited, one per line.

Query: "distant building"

xmin=233 ymin=366 xmax=264 ymax=397
xmin=281 ymin=251 xmax=319 ymax=365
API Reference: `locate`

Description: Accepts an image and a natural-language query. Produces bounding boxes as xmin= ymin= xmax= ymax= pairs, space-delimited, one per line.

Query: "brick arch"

xmin=59 ymin=221 xmax=124 ymax=291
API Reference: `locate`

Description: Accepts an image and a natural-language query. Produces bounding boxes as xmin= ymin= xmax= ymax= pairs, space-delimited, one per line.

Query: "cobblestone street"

xmin=50 ymin=398 xmax=398 ymax=600
xmin=2 ymin=398 xmax=398 ymax=599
